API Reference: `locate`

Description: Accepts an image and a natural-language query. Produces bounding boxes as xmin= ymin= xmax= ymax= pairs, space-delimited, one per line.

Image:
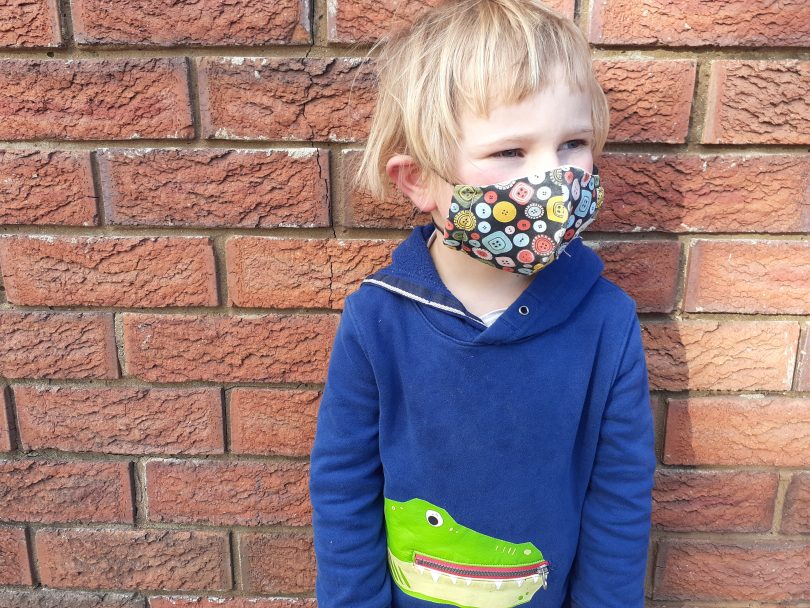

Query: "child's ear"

xmin=385 ymin=154 xmax=437 ymax=213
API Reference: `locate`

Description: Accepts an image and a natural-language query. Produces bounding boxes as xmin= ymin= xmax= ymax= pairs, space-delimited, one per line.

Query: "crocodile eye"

xmin=425 ymin=510 xmax=443 ymax=527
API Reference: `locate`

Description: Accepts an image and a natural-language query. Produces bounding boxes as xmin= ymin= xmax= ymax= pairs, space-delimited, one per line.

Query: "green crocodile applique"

xmin=384 ymin=497 xmax=549 ymax=608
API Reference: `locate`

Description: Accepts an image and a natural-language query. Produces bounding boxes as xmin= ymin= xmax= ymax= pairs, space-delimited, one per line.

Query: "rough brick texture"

xmin=652 ymin=469 xmax=777 ymax=532
xmin=145 ymin=459 xmax=310 ymax=526
xmin=0 ymin=235 xmax=218 ymax=307
xmin=229 ymin=388 xmax=320 ymax=457
xmin=0 ymin=59 xmax=193 ymax=140
xmin=342 ymin=149 xmax=431 ymax=229
xmin=0 ymin=311 xmax=119 ymax=380
xmin=685 ymin=240 xmax=810 ymax=314
xmin=591 ymin=240 xmax=680 ymax=313
xmin=590 ymin=0 xmax=810 ymax=47
xmin=123 ymin=313 xmax=338 ymax=384
xmin=595 ymin=60 xmax=696 ymax=143
xmin=0 ymin=527 xmax=30 ymax=585
xmin=593 ymin=154 xmax=810 ymax=234
xmin=0 ymin=459 xmax=132 ymax=524
xmin=36 ymin=528 xmax=231 ymax=591
xmin=328 ymin=0 xmax=574 ymax=43
xmin=703 ymin=60 xmax=810 ymax=144
xmin=782 ymin=473 xmax=810 ymax=534
xmin=72 ymin=0 xmax=310 ymax=46
xmin=664 ymin=396 xmax=810 ymax=467
xmin=226 ymin=237 xmax=399 ymax=309
xmin=654 ymin=540 xmax=810 ymax=601
xmin=641 ymin=320 xmax=799 ymax=392
xmin=0 ymin=0 xmax=60 ymax=48
xmin=0 ymin=589 xmax=145 ymax=608
xmin=99 ymin=148 xmax=330 ymax=228
xmin=199 ymin=57 xmax=375 ymax=142
xmin=239 ymin=531 xmax=315 ymax=594
xmin=0 ymin=150 xmax=96 ymax=226
xmin=150 ymin=598 xmax=315 ymax=608
xmin=14 ymin=385 xmax=224 ymax=455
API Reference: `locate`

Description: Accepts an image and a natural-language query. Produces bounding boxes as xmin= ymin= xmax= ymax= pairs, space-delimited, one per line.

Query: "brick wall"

xmin=0 ymin=0 xmax=808 ymax=606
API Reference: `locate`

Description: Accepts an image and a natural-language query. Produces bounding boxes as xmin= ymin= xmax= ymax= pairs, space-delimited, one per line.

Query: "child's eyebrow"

xmin=473 ymin=128 xmax=594 ymax=150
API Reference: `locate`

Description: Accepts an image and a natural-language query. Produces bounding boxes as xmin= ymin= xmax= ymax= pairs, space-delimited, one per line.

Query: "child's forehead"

xmin=460 ymin=77 xmax=589 ymax=122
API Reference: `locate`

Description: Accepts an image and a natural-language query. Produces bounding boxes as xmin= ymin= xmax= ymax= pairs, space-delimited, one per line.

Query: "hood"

xmin=362 ymin=223 xmax=605 ymax=345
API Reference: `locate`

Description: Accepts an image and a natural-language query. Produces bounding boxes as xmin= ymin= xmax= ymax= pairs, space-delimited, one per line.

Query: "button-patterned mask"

xmin=440 ymin=164 xmax=603 ymax=275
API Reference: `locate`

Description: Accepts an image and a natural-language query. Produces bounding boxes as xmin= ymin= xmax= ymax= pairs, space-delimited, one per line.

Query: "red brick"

xmin=703 ymin=60 xmax=810 ymax=145
xmin=685 ymin=240 xmax=810 ymax=314
xmin=0 ymin=58 xmax=193 ymax=141
xmin=149 ymin=598 xmax=315 ymax=608
xmin=226 ymin=237 xmax=398 ymax=309
xmin=146 ymin=459 xmax=309 ymax=527
xmin=595 ymin=60 xmax=696 ymax=144
xmin=0 ymin=150 xmax=96 ymax=226
xmin=654 ymin=540 xmax=810 ymax=601
xmin=198 ymin=57 xmax=375 ymax=142
xmin=590 ymin=0 xmax=810 ymax=47
xmin=14 ymin=385 xmax=223 ymax=455
xmin=229 ymin=388 xmax=319 ymax=457
xmin=0 ymin=589 xmax=145 ymax=608
xmin=342 ymin=149 xmax=432 ymax=229
xmin=239 ymin=530 xmax=315 ymax=594
xmin=0 ymin=386 xmax=11 ymax=451
xmin=0 ymin=0 xmax=60 ymax=47
xmin=0 ymin=459 xmax=131 ymax=523
xmin=72 ymin=0 xmax=309 ymax=45
xmin=0 ymin=235 xmax=217 ymax=307
xmin=664 ymin=396 xmax=810 ymax=467
xmin=652 ymin=469 xmax=777 ymax=532
xmin=123 ymin=312 xmax=338 ymax=384
xmin=328 ymin=0 xmax=574 ymax=43
xmin=0 ymin=527 xmax=30 ymax=585
xmin=782 ymin=472 xmax=810 ymax=534
xmin=36 ymin=528 xmax=231 ymax=591
xmin=797 ymin=322 xmax=810 ymax=391
xmin=592 ymin=240 xmax=680 ymax=313
xmin=641 ymin=320 xmax=799 ymax=392
xmin=0 ymin=311 xmax=118 ymax=380
xmin=593 ymin=153 xmax=810 ymax=234
xmin=99 ymin=148 xmax=330 ymax=228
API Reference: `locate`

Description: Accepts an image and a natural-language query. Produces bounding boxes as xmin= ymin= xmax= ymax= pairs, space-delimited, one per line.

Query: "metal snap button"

xmin=518 ymin=305 xmax=530 ymax=316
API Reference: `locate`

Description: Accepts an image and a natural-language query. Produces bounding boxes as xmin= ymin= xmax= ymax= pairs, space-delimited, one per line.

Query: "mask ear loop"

xmin=428 ymin=170 xmax=457 ymax=237
xmin=560 ymin=165 xmax=601 ymax=259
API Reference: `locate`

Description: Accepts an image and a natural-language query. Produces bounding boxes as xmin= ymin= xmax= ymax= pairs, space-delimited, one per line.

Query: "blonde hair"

xmin=354 ymin=0 xmax=610 ymax=202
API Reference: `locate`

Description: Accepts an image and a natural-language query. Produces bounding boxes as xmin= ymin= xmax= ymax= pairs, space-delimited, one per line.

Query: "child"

xmin=309 ymin=1 xmax=656 ymax=606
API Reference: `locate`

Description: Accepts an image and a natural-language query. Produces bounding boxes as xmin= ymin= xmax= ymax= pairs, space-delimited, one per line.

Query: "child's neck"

xmin=428 ymin=226 xmax=536 ymax=318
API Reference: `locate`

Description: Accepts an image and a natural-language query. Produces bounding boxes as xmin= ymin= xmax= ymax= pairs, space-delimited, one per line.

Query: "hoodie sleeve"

xmin=569 ymin=306 xmax=656 ymax=608
xmin=309 ymin=297 xmax=391 ymax=607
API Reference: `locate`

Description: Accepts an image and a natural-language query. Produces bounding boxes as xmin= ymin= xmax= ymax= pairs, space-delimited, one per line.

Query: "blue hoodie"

xmin=309 ymin=223 xmax=655 ymax=608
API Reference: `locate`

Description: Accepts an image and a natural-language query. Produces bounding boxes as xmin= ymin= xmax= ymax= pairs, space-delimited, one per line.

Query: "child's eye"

xmin=561 ymin=139 xmax=588 ymax=150
xmin=492 ymin=149 xmax=522 ymax=158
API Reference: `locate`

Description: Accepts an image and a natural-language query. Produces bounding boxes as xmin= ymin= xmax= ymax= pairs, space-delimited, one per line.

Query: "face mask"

xmin=437 ymin=164 xmax=603 ymax=275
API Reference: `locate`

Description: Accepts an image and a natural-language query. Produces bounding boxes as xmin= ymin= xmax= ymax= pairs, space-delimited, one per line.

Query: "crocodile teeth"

xmin=532 ymin=575 xmax=539 ymax=583
xmin=448 ymin=575 xmax=457 ymax=584
xmin=464 ymin=578 xmax=472 ymax=586
xmin=517 ymin=578 xmax=524 ymax=587
xmin=430 ymin=570 xmax=441 ymax=583
xmin=494 ymin=580 xmax=503 ymax=589
xmin=416 ymin=565 xmax=424 ymax=575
